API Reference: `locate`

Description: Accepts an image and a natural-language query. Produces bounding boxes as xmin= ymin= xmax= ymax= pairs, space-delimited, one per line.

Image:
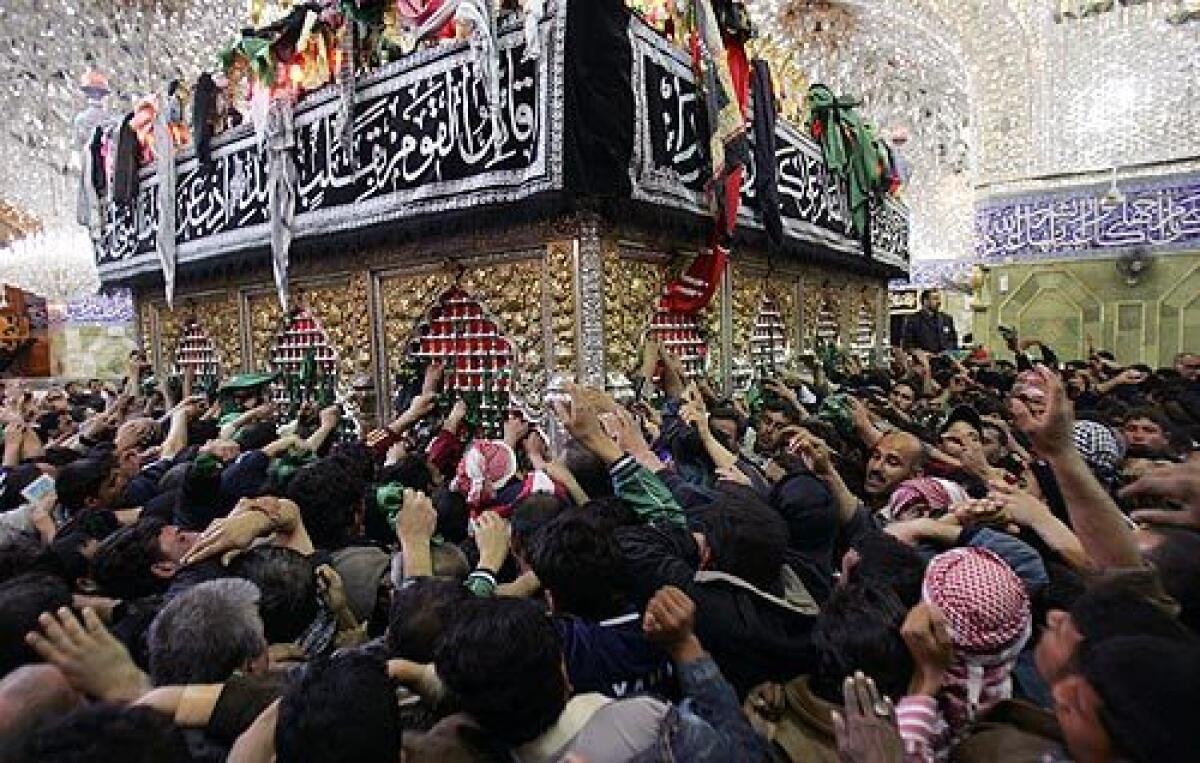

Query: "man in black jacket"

xmin=614 ymin=496 xmax=820 ymax=700
xmin=903 ymin=290 xmax=958 ymax=353
xmin=554 ymin=386 xmax=819 ymax=700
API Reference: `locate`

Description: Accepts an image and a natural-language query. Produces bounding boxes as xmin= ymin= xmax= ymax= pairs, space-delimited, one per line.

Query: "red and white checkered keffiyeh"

xmin=880 ymin=477 xmax=968 ymax=523
xmin=451 ymin=440 xmax=517 ymax=511
xmin=922 ymin=547 xmax=1032 ymax=747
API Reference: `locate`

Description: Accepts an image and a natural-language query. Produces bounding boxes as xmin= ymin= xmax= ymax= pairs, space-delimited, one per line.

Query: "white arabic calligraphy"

xmin=978 ymin=182 xmax=1200 ymax=259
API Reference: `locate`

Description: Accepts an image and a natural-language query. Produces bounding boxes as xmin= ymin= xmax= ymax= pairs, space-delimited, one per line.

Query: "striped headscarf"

xmin=923 ymin=547 xmax=1032 ymax=744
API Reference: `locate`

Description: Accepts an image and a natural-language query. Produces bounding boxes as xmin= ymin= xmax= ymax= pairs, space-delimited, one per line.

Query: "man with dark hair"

xmin=0 ymin=573 xmax=72 ymax=676
xmin=90 ymin=518 xmax=194 ymax=599
xmin=431 ymin=590 xmax=762 ymax=761
xmin=618 ymin=493 xmax=818 ymax=698
xmin=1061 ymin=635 xmax=1200 ymax=763
xmin=386 ymin=577 xmax=471 ymax=664
xmin=903 ymin=290 xmax=957 ymax=353
xmin=286 ymin=459 xmax=365 ymax=551
xmin=1122 ymin=407 xmax=1178 ymax=458
xmin=226 ymin=546 xmax=319 ymax=644
xmin=276 ymin=653 xmax=402 ymax=763
xmin=530 ymin=511 xmax=628 ymax=622
xmin=755 ymin=397 xmax=803 ymax=458
xmin=54 ymin=456 xmax=124 ymax=518
xmin=509 ymin=492 xmax=563 ymax=565
xmin=19 ymin=703 xmax=191 ymax=763
xmin=843 ymin=530 xmax=927 ymax=608
xmin=0 ymin=536 xmax=43 ymax=585
xmin=1141 ymin=526 xmax=1200 ymax=634
xmin=556 ymin=389 xmax=818 ymax=698
xmin=748 ymin=582 xmax=914 ymax=761
xmin=980 ymin=419 xmax=1013 ymax=467
xmin=560 ymin=440 xmax=614 ymax=500
xmin=288 ymin=458 xmax=390 ymax=624
xmin=707 ymin=405 xmax=747 ymax=450
xmin=889 ymin=380 xmax=918 ymax=415
xmin=769 ymin=458 xmax=839 ymax=604
xmin=434 ymin=597 xmax=567 ymax=749
xmin=530 ymin=511 xmax=673 ymax=698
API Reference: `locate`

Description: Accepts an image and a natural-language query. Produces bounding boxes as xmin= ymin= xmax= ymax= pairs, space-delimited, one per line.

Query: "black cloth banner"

xmin=98 ymin=9 xmax=564 ymax=271
xmin=94 ymin=0 xmax=908 ymax=282
xmin=750 ymin=58 xmax=782 ymax=251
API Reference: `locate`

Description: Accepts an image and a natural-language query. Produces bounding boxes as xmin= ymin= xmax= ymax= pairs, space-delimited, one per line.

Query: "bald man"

xmin=863 ymin=431 xmax=926 ymax=508
xmin=0 ymin=665 xmax=82 ymax=755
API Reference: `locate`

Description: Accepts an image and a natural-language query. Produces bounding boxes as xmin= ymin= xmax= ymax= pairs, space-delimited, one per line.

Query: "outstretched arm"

xmin=643 ymin=587 xmax=765 ymax=761
xmin=1010 ymin=367 xmax=1141 ymax=569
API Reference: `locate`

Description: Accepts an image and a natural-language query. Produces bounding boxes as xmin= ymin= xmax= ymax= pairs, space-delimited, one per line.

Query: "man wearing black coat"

xmin=903 ymin=290 xmax=958 ymax=354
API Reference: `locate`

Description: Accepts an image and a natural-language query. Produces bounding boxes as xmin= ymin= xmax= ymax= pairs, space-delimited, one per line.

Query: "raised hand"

xmin=181 ymin=504 xmax=274 ymax=566
xmin=553 ymin=385 xmax=605 ymax=447
xmin=26 ymin=607 xmax=150 ymax=703
xmin=315 ymin=564 xmax=349 ymax=618
xmin=1009 ymin=366 xmax=1073 ymax=458
xmin=502 ymin=415 xmax=531 ymax=449
xmin=786 ymin=428 xmax=834 ymax=478
xmin=607 ymin=406 xmax=652 ymax=455
xmin=1113 ymin=367 xmax=1148 ymax=387
xmin=524 ymin=428 xmax=550 ymax=466
xmin=643 ymin=586 xmax=703 ymax=663
xmin=474 ymin=510 xmax=512 ymax=571
xmin=765 ymin=378 xmax=803 ymax=412
xmin=445 ymin=398 xmax=469 ymax=429
xmin=407 ymin=392 xmax=439 ymax=421
xmin=831 ymin=672 xmax=902 ymax=763
xmin=987 ymin=480 xmax=1049 ymax=526
xmin=847 ymin=397 xmax=875 ymax=431
xmin=745 ymin=682 xmax=786 ymax=739
xmin=396 ymin=488 xmax=437 ymax=546
xmin=1124 ymin=460 xmax=1200 ymax=529
xmin=957 ymin=437 xmax=993 ymax=480
xmin=422 ymin=361 xmax=445 ymax=395
xmin=715 ymin=464 xmax=752 ymax=487
xmin=318 ymin=404 xmax=341 ymax=429
xmin=248 ymin=402 xmax=276 ymax=422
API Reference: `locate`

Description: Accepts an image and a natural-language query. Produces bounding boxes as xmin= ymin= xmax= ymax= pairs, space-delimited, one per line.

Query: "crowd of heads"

xmin=0 ymin=334 xmax=1198 ymax=763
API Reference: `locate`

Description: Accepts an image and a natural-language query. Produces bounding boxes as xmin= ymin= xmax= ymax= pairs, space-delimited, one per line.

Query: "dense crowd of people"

xmin=1 ymin=330 xmax=1199 ymax=763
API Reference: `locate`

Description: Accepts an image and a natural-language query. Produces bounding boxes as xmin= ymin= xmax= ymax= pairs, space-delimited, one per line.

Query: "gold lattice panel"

xmin=154 ymin=292 xmax=243 ymax=374
xmin=379 ymin=258 xmax=547 ymax=410
xmin=804 ymin=279 xmax=844 ymax=349
xmin=698 ymin=305 xmax=721 ymax=383
xmin=603 ymin=256 xmax=668 ymax=374
xmin=730 ymin=267 xmax=799 ymax=374
xmin=247 ymin=277 xmax=371 ymax=383
xmin=172 ymin=319 xmax=222 ymax=383
xmin=546 ymin=241 xmax=577 ymax=372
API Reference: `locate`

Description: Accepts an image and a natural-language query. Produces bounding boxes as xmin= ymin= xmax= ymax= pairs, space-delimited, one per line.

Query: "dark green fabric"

xmin=219 ymin=372 xmax=278 ymax=393
xmin=806 ymin=84 xmax=886 ymax=236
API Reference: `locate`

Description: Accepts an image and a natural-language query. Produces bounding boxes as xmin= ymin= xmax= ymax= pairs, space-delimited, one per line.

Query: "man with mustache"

xmin=862 ymin=431 xmax=926 ymax=510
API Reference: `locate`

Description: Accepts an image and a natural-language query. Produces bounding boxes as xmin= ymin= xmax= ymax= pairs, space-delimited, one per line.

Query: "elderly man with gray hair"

xmin=148 ymin=578 xmax=269 ymax=686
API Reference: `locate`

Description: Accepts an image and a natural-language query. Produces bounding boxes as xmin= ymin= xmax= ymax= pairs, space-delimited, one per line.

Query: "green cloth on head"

xmin=375 ymin=482 xmax=404 ymax=531
xmin=191 ymin=453 xmax=223 ymax=479
xmin=818 ymin=394 xmax=857 ymax=440
xmin=267 ymin=449 xmax=316 ymax=491
xmin=219 ymin=372 xmax=278 ymax=393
